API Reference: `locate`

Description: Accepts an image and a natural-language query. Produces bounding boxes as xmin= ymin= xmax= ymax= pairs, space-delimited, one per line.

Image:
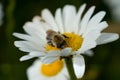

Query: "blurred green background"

xmin=0 ymin=0 xmax=120 ymax=80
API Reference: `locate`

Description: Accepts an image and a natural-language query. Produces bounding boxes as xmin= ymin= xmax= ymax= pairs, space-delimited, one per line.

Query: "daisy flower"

xmin=13 ymin=4 xmax=119 ymax=79
xmin=27 ymin=58 xmax=84 ymax=80
xmin=27 ymin=59 xmax=69 ymax=80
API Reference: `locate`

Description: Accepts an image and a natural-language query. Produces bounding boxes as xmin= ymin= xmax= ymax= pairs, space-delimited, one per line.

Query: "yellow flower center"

xmin=41 ymin=60 xmax=63 ymax=77
xmin=64 ymin=32 xmax=83 ymax=51
xmin=45 ymin=44 xmax=60 ymax=51
xmin=41 ymin=32 xmax=83 ymax=77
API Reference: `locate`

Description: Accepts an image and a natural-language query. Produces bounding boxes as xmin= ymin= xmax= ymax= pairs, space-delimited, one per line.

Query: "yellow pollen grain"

xmin=64 ymin=32 xmax=83 ymax=51
xmin=41 ymin=60 xmax=63 ymax=77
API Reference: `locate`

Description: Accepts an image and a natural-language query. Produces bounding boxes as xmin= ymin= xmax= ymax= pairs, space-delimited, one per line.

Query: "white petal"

xmin=71 ymin=51 xmax=80 ymax=55
xmin=83 ymin=21 xmax=108 ymax=37
xmin=23 ymin=22 xmax=46 ymax=41
xmin=14 ymin=33 xmax=46 ymax=51
xmin=58 ymin=75 xmax=69 ymax=80
xmin=84 ymin=11 xmax=106 ymax=35
xmin=27 ymin=59 xmax=41 ymax=80
xmin=32 ymin=16 xmax=41 ymax=23
xmin=72 ymin=55 xmax=85 ymax=79
xmin=47 ymin=50 xmax=61 ymax=56
xmin=40 ymin=21 xmax=52 ymax=31
xmin=95 ymin=21 xmax=108 ymax=31
xmin=96 ymin=33 xmax=119 ymax=45
xmin=41 ymin=9 xmax=58 ymax=31
xmin=14 ymin=41 xmax=36 ymax=51
xmin=84 ymin=50 xmax=94 ymax=56
xmin=18 ymin=47 xmax=32 ymax=52
xmin=14 ymin=41 xmax=44 ymax=52
xmin=20 ymin=55 xmax=35 ymax=61
xmin=63 ymin=5 xmax=76 ymax=32
xmin=79 ymin=30 xmax=100 ymax=53
xmin=29 ymin=51 xmax=46 ymax=57
xmin=61 ymin=48 xmax=72 ymax=56
xmin=41 ymin=56 xmax=59 ymax=64
xmin=79 ymin=6 xmax=95 ymax=35
xmin=51 ymin=74 xmax=68 ymax=80
xmin=41 ymin=50 xmax=61 ymax=64
xmin=55 ymin=8 xmax=64 ymax=33
xmin=32 ymin=16 xmax=52 ymax=31
xmin=23 ymin=22 xmax=47 ymax=44
xmin=13 ymin=33 xmax=31 ymax=41
xmin=75 ymin=4 xmax=86 ymax=33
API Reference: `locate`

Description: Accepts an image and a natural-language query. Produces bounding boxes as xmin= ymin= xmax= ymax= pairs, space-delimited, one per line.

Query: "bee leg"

xmin=62 ymin=34 xmax=68 ymax=38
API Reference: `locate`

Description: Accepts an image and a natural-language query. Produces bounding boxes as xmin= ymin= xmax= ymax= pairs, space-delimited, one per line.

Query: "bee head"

xmin=53 ymin=34 xmax=64 ymax=43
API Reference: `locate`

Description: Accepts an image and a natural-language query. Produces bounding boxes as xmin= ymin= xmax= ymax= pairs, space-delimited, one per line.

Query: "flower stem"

xmin=65 ymin=57 xmax=78 ymax=80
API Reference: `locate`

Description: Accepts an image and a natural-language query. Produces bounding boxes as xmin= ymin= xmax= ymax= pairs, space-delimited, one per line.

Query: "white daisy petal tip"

xmin=84 ymin=50 xmax=94 ymax=56
xmin=41 ymin=8 xmax=58 ymax=31
xmin=32 ymin=16 xmax=41 ymax=22
xmin=82 ymin=3 xmax=87 ymax=7
xmin=41 ymin=8 xmax=49 ymax=13
xmin=13 ymin=33 xmax=26 ymax=39
xmin=102 ymin=21 xmax=109 ymax=29
xmin=13 ymin=33 xmax=20 ymax=39
xmin=97 ymin=33 xmax=119 ymax=45
xmin=111 ymin=33 xmax=119 ymax=41
xmin=99 ymin=11 xmax=106 ymax=16
xmin=73 ymin=55 xmax=85 ymax=79
xmin=19 ymin=55 xmax=34 ymax=61
xmin=79 ymin=5 xmax=96 ymax=35
xmin=14 ymin=41 xmax=20 ymax=47
xmin=64 ymin=4 xmax=75 ymax=8
xmin=12 ymin=32 xmax=17 ymax=36
xmin=114 ymin=33 xmax=119 ymax=40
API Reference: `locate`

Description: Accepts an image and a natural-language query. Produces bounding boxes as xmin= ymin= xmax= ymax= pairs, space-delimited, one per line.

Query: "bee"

xmin=46 ymin=29 xmax=68 ymax=48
